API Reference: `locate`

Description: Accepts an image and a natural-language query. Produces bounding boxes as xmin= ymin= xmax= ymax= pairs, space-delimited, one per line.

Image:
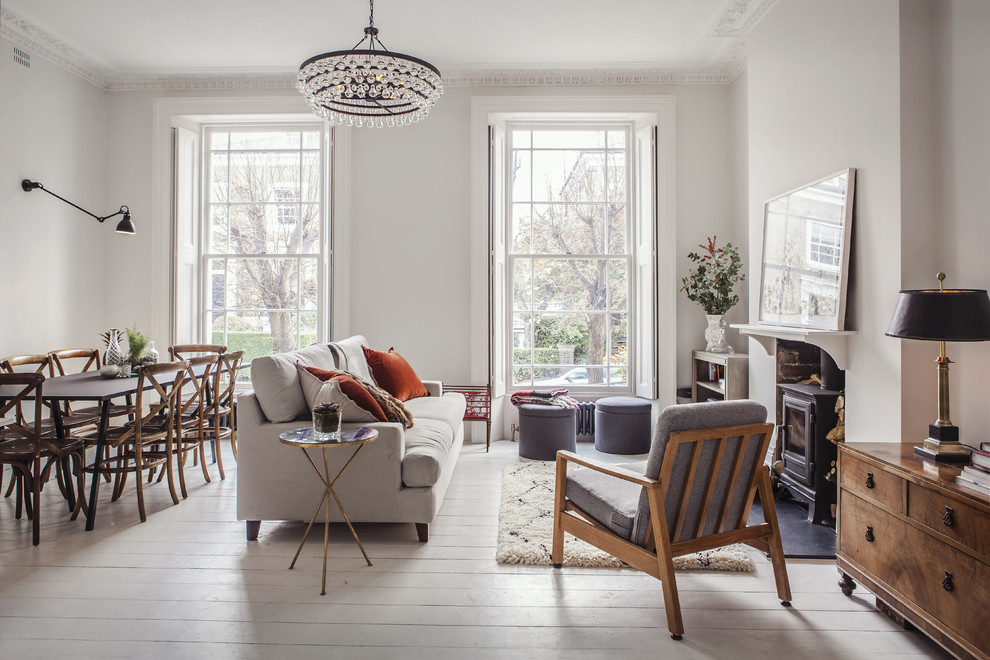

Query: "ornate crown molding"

xmin=709 ymin=0 xmax=779 ymax=37
xmin=1 ymin=6 xmax=111 ymax=87
xmin=2 ymin=3 xmax=756 ymax=91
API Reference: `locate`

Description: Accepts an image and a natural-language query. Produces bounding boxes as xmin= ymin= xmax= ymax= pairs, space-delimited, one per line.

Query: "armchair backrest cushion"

xmin=631 ymin=400 xmax=769 ymax=546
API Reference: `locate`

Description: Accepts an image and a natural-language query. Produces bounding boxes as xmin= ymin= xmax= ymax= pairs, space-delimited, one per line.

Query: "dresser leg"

xmin=838 ymin=571 xmax=857 ymax=596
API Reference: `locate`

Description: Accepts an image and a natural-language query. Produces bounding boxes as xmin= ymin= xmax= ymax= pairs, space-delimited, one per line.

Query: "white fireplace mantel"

xmin=730 ymin=324 xmax=857 ymax=369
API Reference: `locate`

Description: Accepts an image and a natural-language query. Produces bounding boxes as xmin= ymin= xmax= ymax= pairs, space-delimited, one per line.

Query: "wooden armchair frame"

xmin=551 ymin=421 xmax=790 ymax=640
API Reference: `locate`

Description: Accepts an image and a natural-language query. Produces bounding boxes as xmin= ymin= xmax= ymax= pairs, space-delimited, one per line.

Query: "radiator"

xmin=576 ymin=401 xmax=596 ymax=436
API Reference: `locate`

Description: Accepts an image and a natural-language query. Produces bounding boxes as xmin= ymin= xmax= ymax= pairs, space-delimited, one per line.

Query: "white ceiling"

xmin=1 ymin=0 xmax=776 ymax=87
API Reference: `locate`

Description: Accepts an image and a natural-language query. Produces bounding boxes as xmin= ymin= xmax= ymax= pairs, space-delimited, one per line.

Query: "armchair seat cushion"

xmin=566 ymin=460 xmax=647 ymax=541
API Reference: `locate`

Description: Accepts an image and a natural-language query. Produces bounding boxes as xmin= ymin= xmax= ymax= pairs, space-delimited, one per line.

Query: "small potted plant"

xmin=312 ymin=401 xmax=342 ymax=440
xmin=680 ymin=236 xmax=745 ymax=353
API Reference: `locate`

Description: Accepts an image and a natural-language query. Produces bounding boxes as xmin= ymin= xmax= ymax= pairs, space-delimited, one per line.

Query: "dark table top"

xmin=0 ymin=363 xmax=209 ymax=402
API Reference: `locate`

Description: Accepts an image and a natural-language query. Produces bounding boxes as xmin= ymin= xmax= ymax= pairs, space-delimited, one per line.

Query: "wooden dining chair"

xmin=207 ymin=350 xmax=245 ymax=461
xmin=1 ymin=354 xmax=100 ymax=432
xmin=168 ymin=354 xmax=220 ymax=497
xmin=48 ymin=348 xmax=134 ymax=421
xmin=83 ymin=360 xmax=189 ymax=522
xmin=551 ymin=400 xmax=791 ymax=640
xmin=168 ymin=344 xmax=227 ymax=360
xmin=0 ymin=372 xmax=88 ymax=545
xmin=168 ymin=344 xmax=233 ymax=468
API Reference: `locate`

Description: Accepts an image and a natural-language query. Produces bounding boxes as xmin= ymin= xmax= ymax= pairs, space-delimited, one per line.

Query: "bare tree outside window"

xmin=510 ymin=128 xmax=629 ymax=388
xmin=206 ymin=128 xmax=325 ymax=362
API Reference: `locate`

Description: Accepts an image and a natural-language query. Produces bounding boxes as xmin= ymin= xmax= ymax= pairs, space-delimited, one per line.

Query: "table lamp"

xmin=886 ymin=273 xmax=990 ymax=461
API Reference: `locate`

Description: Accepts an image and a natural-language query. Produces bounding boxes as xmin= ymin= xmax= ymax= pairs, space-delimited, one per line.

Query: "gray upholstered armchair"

xmin=551 ymin=400 xmax=791 ymax=639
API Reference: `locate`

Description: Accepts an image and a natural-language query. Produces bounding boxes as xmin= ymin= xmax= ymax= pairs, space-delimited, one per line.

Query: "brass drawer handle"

xmin=865 ymin=472 xmax=875 ymax=489
xmin=865 ymin=525 xmax=875 ymax=543
xmin=943 ymin=506 xmax=954 ymax=527
xmin=942 ymin=570 xmax=954 ymax=592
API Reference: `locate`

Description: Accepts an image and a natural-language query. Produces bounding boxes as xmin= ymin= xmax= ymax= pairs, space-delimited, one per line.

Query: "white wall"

xmin=0 ymin=37 xmax=111 ymax=356
xmin=934 ymin=0 xmax=990 ymax=447
xmin=101 ymin=83 xmax=737 ymax=438
xmin=746 ymin=0 xmax=905 ymax=442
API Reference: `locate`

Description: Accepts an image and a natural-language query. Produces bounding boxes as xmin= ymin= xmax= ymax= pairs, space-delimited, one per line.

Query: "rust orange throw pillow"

xmin=361 ymin=346 xmax=429 ymax=401
xmin=299 ymin=365 xmax=388 ymax=422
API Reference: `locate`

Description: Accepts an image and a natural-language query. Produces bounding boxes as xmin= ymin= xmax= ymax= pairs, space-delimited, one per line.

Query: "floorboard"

xmin=0 ymin=439 xmax=953 ymax=658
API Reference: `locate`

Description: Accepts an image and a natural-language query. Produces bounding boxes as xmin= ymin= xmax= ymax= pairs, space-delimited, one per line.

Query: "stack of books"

xmin=955 ymin=442 xmax=990 ymax=495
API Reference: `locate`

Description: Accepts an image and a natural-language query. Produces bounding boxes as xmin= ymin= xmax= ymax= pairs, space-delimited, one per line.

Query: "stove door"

xmin=781 ymin=393 xmax=814 ymax=486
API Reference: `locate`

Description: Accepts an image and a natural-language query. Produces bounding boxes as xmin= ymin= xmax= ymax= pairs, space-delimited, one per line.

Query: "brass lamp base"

xmin=914 ymin=427 xmax=971 ymax=462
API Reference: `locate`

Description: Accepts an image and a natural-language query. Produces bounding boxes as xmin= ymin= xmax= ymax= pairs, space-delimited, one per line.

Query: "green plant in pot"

xmin=680 ymin=236 xmax=745 ymax=353
xmin=312 ymin=401 xmax=342 ymax=439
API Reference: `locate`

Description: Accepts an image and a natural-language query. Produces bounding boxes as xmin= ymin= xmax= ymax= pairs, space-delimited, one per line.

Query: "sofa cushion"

xmin=362 ymin=346 xmax=429 ymax=401
xmin=402 ymin=418 xmax=457 ymax=488
xmin=403 ymin=392 xmax=466 ymax=435
xmin=297 ymin=364 xmax=387 ymax=422
xmin=250 ymin=343 xmax=335 ymax=423
xmin=328 ymin=335 xmax=373 ymax=382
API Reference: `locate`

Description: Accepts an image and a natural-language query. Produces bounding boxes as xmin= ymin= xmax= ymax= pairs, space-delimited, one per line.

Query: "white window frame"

xmin=506 ymin=122 xmax=634 ymax=391
xmin=201 ymin=123 xmax=331 ymax=352
xmin=152 ymin=97 xmax=352 ymax=363
xmin=470 ymin=96 xmax=676 ymax=412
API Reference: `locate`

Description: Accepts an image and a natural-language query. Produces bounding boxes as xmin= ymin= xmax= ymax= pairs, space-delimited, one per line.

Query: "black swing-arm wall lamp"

xmin=21 ymin=179 xmax=135 ymax=234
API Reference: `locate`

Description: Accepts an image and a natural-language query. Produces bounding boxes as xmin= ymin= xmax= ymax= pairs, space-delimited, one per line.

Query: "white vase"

xmin=704 ymin=315 xmax=732 ymax=353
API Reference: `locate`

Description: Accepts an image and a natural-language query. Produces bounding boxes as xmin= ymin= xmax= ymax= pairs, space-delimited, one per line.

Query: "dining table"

xmin=0 ymin=365 xmax=195 ymax=530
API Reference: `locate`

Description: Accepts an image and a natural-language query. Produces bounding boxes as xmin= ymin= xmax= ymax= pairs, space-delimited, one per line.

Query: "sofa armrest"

xmin=422 ymin=380 xmax=443 ymax=397
xmin=237 ymin=391 xmax=268 ymax=425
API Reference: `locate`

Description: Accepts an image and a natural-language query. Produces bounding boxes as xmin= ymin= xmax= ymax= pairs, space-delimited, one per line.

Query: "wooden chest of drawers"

xmin=837 ymin=443 xmax=990 ymax=660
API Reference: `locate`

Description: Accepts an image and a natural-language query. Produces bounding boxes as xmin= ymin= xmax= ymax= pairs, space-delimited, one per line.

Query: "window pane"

xmin=607 ymin=151 xmax=626 ymax=201
xmin=228 ymin=130 xmax=301 ymax=150
xmin=209 ymin=205 xmax=229 ymax=253
xmin=228 ymin=151 xmax=302 ymax=203
xmin=512 ymin=366 xmax=533 ymax=388
xmin=608 ymin=203 xmax=626 ymax=254
xmin=209 ymin=153 xmax=228 ymax=203
xmin=532 ymin=151 xmax=606 ymax=203
xmin=530 ymin=203 xmax=605 ymax=255
xmin=209 ymin=131 xmax=229 ymax=150
xmin=607 ymin=130 xmax=626 ymax=149
xmin=511 ymin=150 xmax=531 ymax=202
xmin=511 ymin=130 xmax=531 ymax=149
xmin=609 ymin=260 xmax=628 ymax=310
xmin=300 ymin=150 xmax=321 ymax=203
xmin=511 ymin=204 xmax=531 ymax=253
xmin=512 ymin=260 xmax=533 ymax=311
xmin=531 ymin=130 xmax=606 ymax=149
xmin=302 ymin=130 xmax=321 ymax=149
xmin=300 ymin=258 xmax=319 ymax=311
xmin=222 ymin=258 xmax=299 ymax=311
xmin=533 ymin=259 xmax=607 ymax=311
xmin=512 ymin=312 xmax=533 ymax=353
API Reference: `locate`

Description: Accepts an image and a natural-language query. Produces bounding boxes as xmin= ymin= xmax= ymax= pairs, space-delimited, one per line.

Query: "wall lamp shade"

xmin=21 ymin=179 xmax=135 ymax=234
xmin=885 ymin=273 xmax=990 ymax=461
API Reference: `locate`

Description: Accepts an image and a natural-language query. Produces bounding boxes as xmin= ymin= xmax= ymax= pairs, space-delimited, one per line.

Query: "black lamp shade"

xmin=886 ymin=288 xmax=990 ymax=341
xmin=115 ymin=212 xmax=135 ymax=235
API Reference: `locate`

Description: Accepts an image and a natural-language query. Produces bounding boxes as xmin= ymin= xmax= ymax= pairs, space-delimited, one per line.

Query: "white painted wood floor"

xmin=0 ymin=440 xmax=951 ymax=659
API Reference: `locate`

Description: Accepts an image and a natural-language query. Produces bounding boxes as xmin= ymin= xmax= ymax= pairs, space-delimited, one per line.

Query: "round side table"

xmin=279 ymin=426 xmax=378 ymax=595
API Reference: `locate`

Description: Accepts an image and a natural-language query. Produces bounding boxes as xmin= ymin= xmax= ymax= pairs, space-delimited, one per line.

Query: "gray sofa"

xmin=235 ymin=335 xmax=466 ymax=542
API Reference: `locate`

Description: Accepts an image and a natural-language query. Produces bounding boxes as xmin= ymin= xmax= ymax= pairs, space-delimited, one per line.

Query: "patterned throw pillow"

xmin=297 ymin=363 xmax=386 ymax=422
xmin=361 ymin=346 xmax=429 ymax=401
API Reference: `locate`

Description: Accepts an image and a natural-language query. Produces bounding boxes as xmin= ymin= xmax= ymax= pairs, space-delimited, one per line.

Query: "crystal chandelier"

xmin=297 ymin=0 xmax=443 ymax=128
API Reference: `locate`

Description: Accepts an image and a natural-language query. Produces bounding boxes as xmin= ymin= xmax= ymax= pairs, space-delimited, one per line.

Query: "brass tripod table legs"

xmin=279 ymin=427 xmax=378 ymax=596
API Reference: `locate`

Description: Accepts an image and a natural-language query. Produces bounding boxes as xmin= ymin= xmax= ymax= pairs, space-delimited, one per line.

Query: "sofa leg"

xmin=246 ymin=520 xmax=261 ymax=541
xmin=415 ymin=522 xmax=429 ymax=542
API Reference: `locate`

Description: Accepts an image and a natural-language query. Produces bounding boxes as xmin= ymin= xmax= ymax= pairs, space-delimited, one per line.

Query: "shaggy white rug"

xmin=496 ymin=461 xmax=755 ymax=571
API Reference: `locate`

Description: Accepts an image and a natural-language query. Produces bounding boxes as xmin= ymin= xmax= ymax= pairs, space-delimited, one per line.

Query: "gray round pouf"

xmin=594 ymin=396 xmax=652 ymax=454
xmin=517 ymin=404 xmax=577 ymax=460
